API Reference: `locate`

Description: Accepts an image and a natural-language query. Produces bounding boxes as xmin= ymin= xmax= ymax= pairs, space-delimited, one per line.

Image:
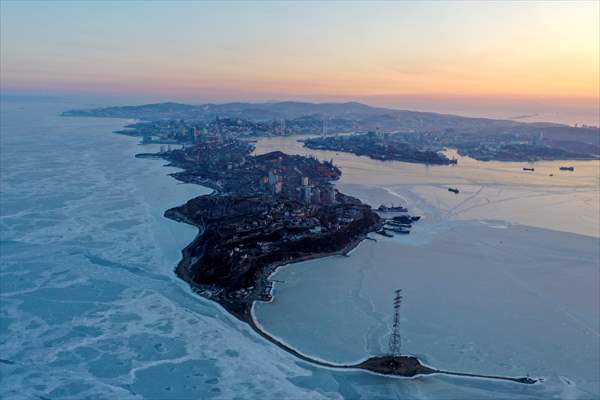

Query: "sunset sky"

xmin=1 ymin=1 xmax=599 ymax=123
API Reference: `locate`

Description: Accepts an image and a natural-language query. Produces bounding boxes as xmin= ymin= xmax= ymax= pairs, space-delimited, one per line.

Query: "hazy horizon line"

xmin=2 ymin=89 xmax=599 ymax=127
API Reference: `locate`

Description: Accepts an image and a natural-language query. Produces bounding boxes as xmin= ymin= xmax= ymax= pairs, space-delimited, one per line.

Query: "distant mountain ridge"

xmin=63 ymin=100 xmax=553 ymax=126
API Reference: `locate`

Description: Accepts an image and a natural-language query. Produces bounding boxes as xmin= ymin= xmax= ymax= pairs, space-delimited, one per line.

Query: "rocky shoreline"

xmin=166 ymin=194 xmax=379 ymax=322
xmin=149 ymin=138 xmax=382 ymax=322
xmin=171 ymin=215 xmax=371 ymax=322
xmin=136 ymin=136 xmax=538 ymax=384
xmin=168 ymin=200 xmax=537 ymax=385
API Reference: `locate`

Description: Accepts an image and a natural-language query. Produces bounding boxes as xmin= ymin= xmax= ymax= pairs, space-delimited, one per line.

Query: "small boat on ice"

xmin=392 ymin=215 xmax=421 ymax=224
xmin=378 ymin=204 xmax=408 ymax=213
xmin=386 ymin=220 xmax=412 ymax=228
xmin=375 ymin=229 xmax=394 ymax=238
xmin=386 ymin=226 xmax=411 ymax=234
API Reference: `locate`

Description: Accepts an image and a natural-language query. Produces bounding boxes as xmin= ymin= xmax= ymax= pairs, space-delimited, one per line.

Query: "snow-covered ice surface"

xmin=253 ymin=136 xmax=600 ymax=399
xmin=0 ymin=99 xmax=344 ymax=400
xmin=1 ymin=100 xmax=598 ymax=399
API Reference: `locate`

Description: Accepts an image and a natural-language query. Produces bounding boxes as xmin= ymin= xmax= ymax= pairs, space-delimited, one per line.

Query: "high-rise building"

xmin=302 ymin=185 xmax=312 ymax=205
xmin=193 ymin=127 xmax=200 ymax=144
xmin=268 ymin=171 xmax=277 ymax=186
xmin=321 ymin=187 xmax=336 ymax=205
xmin=311 ymin=187 xmax=321 ymax=204
xmin=274 ymin=180 xmax=283 ymax=194
xmin=280 ymin=119 xmax=286 ymax=135
xmin=268 ymin=171 xmax=282 ymax=195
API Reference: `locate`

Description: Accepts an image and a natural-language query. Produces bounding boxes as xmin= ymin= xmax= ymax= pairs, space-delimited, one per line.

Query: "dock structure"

xmin=388 ymin=289 xmax=403 ymax=357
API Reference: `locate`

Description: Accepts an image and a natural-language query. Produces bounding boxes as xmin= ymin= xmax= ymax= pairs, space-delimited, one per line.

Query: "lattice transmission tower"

xmin=388 ymin=289 xmax=403 ymax=357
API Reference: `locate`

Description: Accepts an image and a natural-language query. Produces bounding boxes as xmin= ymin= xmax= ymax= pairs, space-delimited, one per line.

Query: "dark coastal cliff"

xmin=167 ymin=194 xmax=379 ymax=293
xmin=150 ymin=138 xmax=383 ymax=320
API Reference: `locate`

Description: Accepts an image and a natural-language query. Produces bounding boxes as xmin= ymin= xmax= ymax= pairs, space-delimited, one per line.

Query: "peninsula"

xmin=139 ymin=131 xmax=536 ymax=384
xmin=62 ymin=104 xmax=541 ymax=383
xmin=303 ymin=133 xmax=457 ymax=164
xmin=153 ymin=135 xmax=383 ymax=321
xmin=162 ymin=146 xmax=382 ymax=321
xmin=303 ymin=130 xmax=599 ymax=163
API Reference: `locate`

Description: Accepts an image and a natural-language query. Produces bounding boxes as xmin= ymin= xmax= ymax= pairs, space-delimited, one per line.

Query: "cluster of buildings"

xmin=163 ymin=135 xmax=375 ymax=254
xmin=161 ymin=127 xmax=346 ymax=215
xmin=120 ymin=113 xmax=362 ymax=146
xmin=261 ymin=170 xmax=336 ymax=206
xmin=127 ymin=117 xmax=268 ymax=145
xmin=304 ymin=133 xmax=457 ymax=165
xmin=252 ymin=151 xmax=340 ymax=208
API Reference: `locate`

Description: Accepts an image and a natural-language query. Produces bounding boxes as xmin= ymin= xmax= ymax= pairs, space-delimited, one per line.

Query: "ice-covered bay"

xmin=253 ymin=136 xmax=600 ymax=399
xmin=2 ymin=100 xmax=598 ymax=399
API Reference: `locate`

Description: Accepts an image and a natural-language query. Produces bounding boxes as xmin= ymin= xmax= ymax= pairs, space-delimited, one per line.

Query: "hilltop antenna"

xmin=388 ymin=289 xmax=403 ymax=357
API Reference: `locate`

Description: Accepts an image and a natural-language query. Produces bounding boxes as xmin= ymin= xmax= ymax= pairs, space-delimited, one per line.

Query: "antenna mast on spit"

xmin=388 ymin=289 xmax=403 ymax=357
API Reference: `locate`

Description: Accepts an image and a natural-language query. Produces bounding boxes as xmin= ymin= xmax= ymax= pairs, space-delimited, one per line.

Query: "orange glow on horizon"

xmin=1 ymin=1 xmax=598 ymax=110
